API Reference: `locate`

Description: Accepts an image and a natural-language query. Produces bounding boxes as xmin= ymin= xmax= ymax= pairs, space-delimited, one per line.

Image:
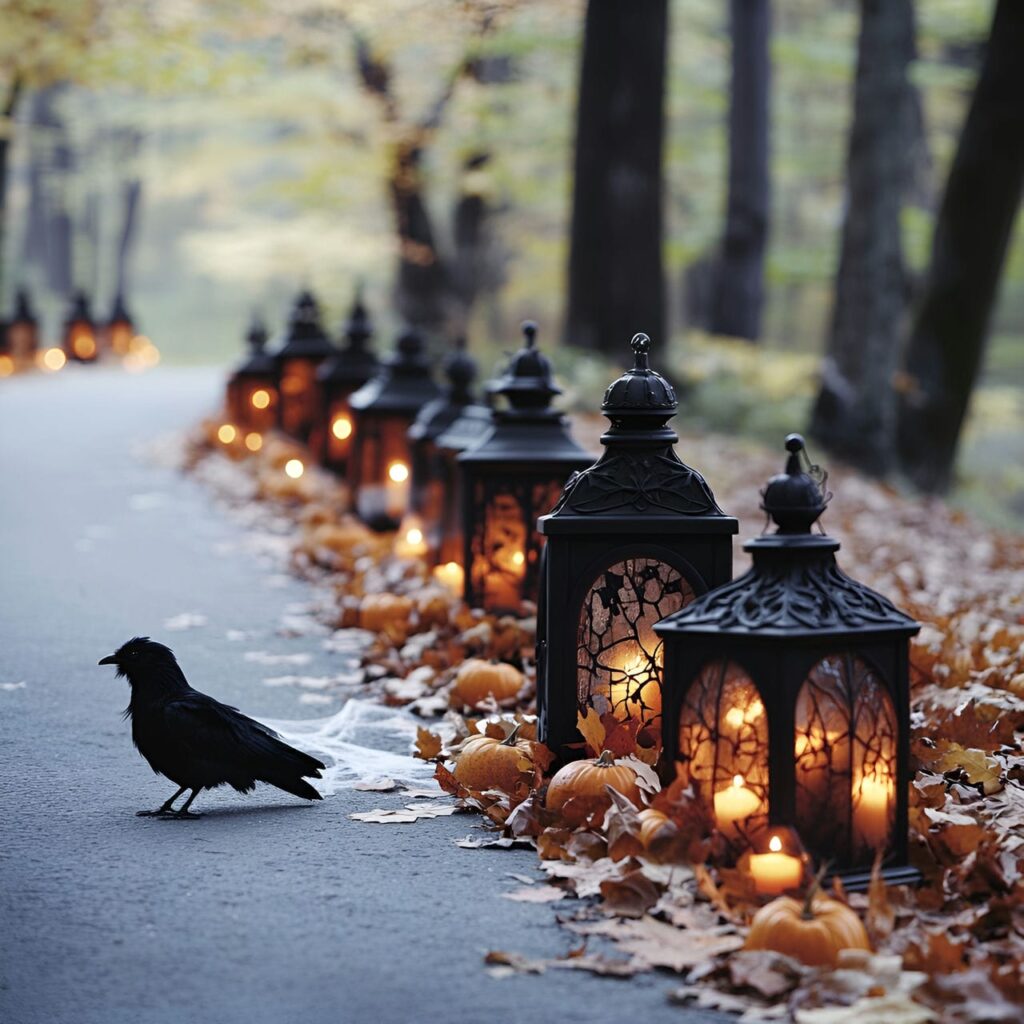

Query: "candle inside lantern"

xmin=331 ymin=413 xmax=353 ymax=441
xmin=284 ymin=458 xmax=304 ymax=480
xmin=385 ymin=460 xmax=411 ymax=520
xmin=71 ymin=327 xmax=97 ymax=360
xmin=749 ymin=834 xmax=804 ymax=895
xmin=245 ymin=432 xmax=263 ymax=452
xmin=433 ymin=561 xmax=464 ymax=594
xmin=394 ymin=515 xmax=429 ymax=559
xmin=714 ymin=774 xmax=762 ymax=840
xmin=251 ymin=388 xmax=272 ymax=410
xmin=217 ymin=424 xmax=237 ymax=445
xmin=853 ymin=772 xmax=892 ymax=848
xmin=40 ymin=348 xmax=66 ymax=372
xmin=605 ymin=647 xmax=661 ymax=724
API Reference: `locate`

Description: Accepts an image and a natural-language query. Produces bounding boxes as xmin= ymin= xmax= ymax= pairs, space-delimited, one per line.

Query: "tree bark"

xmin=708 ymin=0 xmax=771 ymax=342
xmin=809 ymin=0 xmax=916 ymax=474
xmin=895 ymin=0 xmax=1024 ymax=493
xmin=566 ymin=0 xmax=667 ymax=355
xmin=0 ymin=77 xmax=23 ymax=309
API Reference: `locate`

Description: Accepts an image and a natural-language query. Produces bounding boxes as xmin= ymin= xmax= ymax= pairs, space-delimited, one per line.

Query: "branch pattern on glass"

xmin=678 ymin=660 xmax=769 ymax=840
xmin=576 ymin=558 xmax=694 ymax=746
xmin=795 ymin=655 xmax=896 ymax=864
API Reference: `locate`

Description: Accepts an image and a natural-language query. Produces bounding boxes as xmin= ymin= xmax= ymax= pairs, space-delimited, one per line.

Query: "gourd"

xmin=744 ymin=872 xmax=871 ymax=967
xmin=450 ymin=659 xmax=524 ymax=707
xmin=360 ymin=593 xmax=414 ymax=632
xmin=453 ymin=725 xmax=533 ymax=794
xmin=637 ymin=807 xmax=671 ymax=849
xmin=545 ymin=750 xmax=642 ymax=826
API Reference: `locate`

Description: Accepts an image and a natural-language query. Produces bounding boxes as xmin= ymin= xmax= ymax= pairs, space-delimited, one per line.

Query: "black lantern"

xmin=537 ymin=333 xmax=739 ymax=762
xmin=312 ymin=294 xmax=379 ymax=475
xmin=63 ymin=291 xmax=98 ymax=363
xmin=273 ymin=290 xmax=336 ymax=442
xmin=226 ymin=317 xmax=278 ymax=434
xmin=400 ymin=339 xmax=489 ymax=563
xmin=348 ymin=328 xmax=441 ymax=531
xmin=654 ymin=435 xmax=920 ymax=890
xmin=106 ymin=293 xmax=135 ymax=357
xmin=5 ymin=289 xmax=40 ymax=368
xmin=459 ymin=322 xmax=592 ymax=613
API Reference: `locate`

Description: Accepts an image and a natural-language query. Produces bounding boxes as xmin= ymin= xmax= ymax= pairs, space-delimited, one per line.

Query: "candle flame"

xmin=725 ymin=707 xmax=744 ymax=729
xmin=732 ymin=775 xmax=744 ymax=789
xmin=769 ymin=835 xmax=782 ymax=853
xmin=251 ymin=389 xmax=271 ymax=410
xmin=284 ymin=458 xmax=304 ymax=479
xmin=244 ymin=432 xmax=263 ymax=452
xmin=217 ymin=424 xmax=237 ymax=444
xmin=332 ymin=415 xmax=353 ymax=440
xmin=387 ymin=461 xmax=409 ymax=483
xmin=41 ymin=348 xmax=66 ymax=371
xmin=72 ymin=332 xmax=96 ymax=359
xmin=406 ymin=527 xmax=423 ymax=545
xmin=511 ymin=550 xmax=525 ymax=567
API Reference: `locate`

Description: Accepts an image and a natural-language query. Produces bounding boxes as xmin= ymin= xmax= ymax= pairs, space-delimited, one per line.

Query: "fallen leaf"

xmin=793 ymin=992 xmax=935 ymax=1024
xmin=502 ymin=884 xmax=567 ymax=903
xmin=414 ymin=727 xmax=443 ymax=761
xmin=349 ymin=801 xmax=455 ymax=824
xmin=354 ymin=777 xmax=397 ymax=792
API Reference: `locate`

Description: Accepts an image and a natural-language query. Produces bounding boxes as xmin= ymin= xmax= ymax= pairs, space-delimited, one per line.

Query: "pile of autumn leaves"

xmin=188 ymin=420 xmax=1024 ymax=1023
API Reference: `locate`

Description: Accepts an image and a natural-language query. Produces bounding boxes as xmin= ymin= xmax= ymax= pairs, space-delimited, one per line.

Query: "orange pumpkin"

xmin=454 ymin=725 xmax=534 ymax=794
xmin=545 ymin=750 xmax=642 ymax=826
xmin=637 ymin=807 xmax=671 ymax=849
xmin=450 ymin=659 xmax=524 ymax=707
xmin=744 ymin=876 xmax=871 ymax=967
xmin=360 ymin=593 xmax=414 ymax=632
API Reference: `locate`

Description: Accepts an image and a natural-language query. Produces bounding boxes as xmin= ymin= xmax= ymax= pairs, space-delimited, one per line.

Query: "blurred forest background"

xmin=1 ymin=0 xmax=1022 ymax=523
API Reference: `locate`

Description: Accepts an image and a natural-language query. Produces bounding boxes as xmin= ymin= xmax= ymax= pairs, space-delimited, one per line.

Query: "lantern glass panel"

xmin=470 ymin=477 xmax=563 ymax=612
xmin=355 ymin=416 xmax=413 ymax=525
xmin=576 ymin=557 xmax=695 ymax=743
xmin=279 ymin=358 xmax=319 ymax=436
xmin=678 ymin=660 xmax=769 ymax=838
xmin=794 ymin=655 xmax=896 ymax=861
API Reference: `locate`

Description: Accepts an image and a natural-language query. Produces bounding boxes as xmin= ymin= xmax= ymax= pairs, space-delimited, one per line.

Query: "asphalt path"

xmin=0 ymin=367 xmax=727 ymax=1024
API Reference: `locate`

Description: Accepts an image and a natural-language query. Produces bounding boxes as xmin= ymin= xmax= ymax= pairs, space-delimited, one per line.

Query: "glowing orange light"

xmin=251 ymin=389 xmax=271 ymax=410
xmin=72 ymin=332 xmax=97 ymax=359
xmin=217 ymin=424 xmax=237 ymax=444
xmin=331 ymin=415 xmax=353 ymax=440
xmin=0 ymin=355 xmax=14 ymax=378
xmin=284 ymin=459 xmax=304 ymax=479
xmin=41 ymin=348 xmax=66 ymax=372
xmin=245 ymin=432 xmax=263 ymax=452
xmin=406 ymin=527 xmax=423 ymax=545
xmin=387 ymin=461 xmax=409 ymax=483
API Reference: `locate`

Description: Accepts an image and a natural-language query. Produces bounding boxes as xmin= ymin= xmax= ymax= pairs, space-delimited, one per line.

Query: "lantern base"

xmin=826 ymin=862 xmax=921 ymax=893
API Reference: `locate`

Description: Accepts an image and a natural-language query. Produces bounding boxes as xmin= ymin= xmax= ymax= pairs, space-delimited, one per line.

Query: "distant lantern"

xmin=312 ymin=293 xmax=379 ymax=475
xmin=105 ymin=293 xmax=135 ymax=357
xmin=273 ymin=290 xmax=336 ymax=442
xmin=537 ymin=333 xmax=738 ymax=763
xmin=348 ymin=328 xmax=441 ymax=531
xmin=458 ymin=322 xmax=591 ymax=614
xmin=63 ymin=291 xmax=98 ymax=363
xmin=403 ymin=338 xmax=489 ymax=564
xmin=226 ymin=316 xmax=278 ymax=433
xmin=654 ymin=435 xmax=920 ymax=891
xmin=6 ymin=289 xmax=40 ymax=367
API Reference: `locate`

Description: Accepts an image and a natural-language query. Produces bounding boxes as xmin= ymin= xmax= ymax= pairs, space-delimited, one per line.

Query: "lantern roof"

xmin=232 ymin=315 xmax=276 ymax=377
xmin=12 ymin=288 xmax=37 ymax=325
xmin=65 ymin=290 xmax=94 ymax=327
xmin=108 ymin=292 xmax=133 ymax=327
xmin=409 ymin=338 xmax=482 ymax=444
xmin=273 ymin=290 xmax=335 ymax=360
xmin=540 ymin=333 xmax=735 ymax=530
xmin=349 ymin=327 xmax=441 ymax=415
xmin=460 ymin=322 xmax=591 ymax=467
xmin=317 ymin=293 xmax=379 ymax=387
xmin=655 ymin=435 xmax=919 ymax=639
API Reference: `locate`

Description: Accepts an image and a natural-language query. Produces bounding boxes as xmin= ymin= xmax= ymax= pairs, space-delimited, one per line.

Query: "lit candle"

xmin=331 ymin=413 xmax=353 ymax=441
xmin=433 ymin=561 xmax=464 ymax=594
xmin=394 ymin=515 xmax=429 ymax=559
xmin=854 ymin=773 xmax=891 ymax=848
xmin=284 ymin=458 xmax=304 ymax=480
xmin=385 ymin=460 xmax=410 ymax=519
xmin=605 ymin=648 xmax=661 ymax=724
xmin=714 ymin=775 xmax=762 ymax=839
xmin=750 ymin=835 xmax=804 ymax=895
xmin=251 ymin=388 xmax=272 ymax=410
xmin=217 ymin=424 xmax=237 ymax=445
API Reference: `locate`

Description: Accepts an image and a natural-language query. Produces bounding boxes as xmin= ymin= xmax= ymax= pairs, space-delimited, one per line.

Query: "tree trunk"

xmin=115 ymin=178 xmax=141 ymax=301
xmin=0 ymin=77 xmax=23 ymax=309
xmin=809 ymin=0 xmax=916 ymax=474
xmin=566 ymin=0 xmax=667 ymax=354
xmin=708 ymin=0 xmax=771 ymax=342
xmin=895 ymin=0 xmax=1024 ymax=493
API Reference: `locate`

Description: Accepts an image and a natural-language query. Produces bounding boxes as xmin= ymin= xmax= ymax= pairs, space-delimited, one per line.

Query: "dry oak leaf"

xmin=727 ymin=949 xmax=807 ymax=1000
xmin=414 ymin=726 xmax=444 ymax=761
xmin=608 ymin=914 xmax=744 ymax=972
xmin=920 ymin=807 xmax=986 ymax=858
xmin=932 ymin=744 xmax=1003 ymax=794
xmin=598 ymin=868 xmax=662 ymax=918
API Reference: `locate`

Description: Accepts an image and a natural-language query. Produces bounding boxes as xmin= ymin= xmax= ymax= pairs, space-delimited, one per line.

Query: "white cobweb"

xmin=265 ymin=699 xmax=440 ymax=796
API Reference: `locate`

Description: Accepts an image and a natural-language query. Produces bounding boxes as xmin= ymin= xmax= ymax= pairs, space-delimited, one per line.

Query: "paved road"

xmin=0 ymin=367 xmax=725 ymax=1024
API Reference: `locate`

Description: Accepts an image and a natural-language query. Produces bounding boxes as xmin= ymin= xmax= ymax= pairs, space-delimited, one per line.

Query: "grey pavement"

xmin=0 ymin=367 xmax=725 ymax=1024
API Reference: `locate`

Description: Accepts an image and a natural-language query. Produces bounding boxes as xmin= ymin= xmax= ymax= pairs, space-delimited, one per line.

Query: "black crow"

xmin=99 ymin=636 xmax=325 ymax=818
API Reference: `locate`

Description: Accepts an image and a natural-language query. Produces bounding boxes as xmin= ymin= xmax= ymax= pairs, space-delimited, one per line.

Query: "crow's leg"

xmin=168 ymin=788 xmax=202 ymax=819
xmin=137 ymin=786 xmax=187 ymax=817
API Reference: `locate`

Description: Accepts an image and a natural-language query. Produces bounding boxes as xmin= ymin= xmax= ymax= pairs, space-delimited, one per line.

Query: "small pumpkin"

xmin=744 ymin=871 xmax=871 ymax=967
xmin=450 ymin=659 xmax=524 ymax=707
xmin=360 ymin=593 xmax=414 ymax=633
xmin=637 ymin=807 xmax=671 ymax=849
xmin=545 ymin=750 xmax=642 ymax=826
xmin=454 ymin=724 xmax=534 ymax=794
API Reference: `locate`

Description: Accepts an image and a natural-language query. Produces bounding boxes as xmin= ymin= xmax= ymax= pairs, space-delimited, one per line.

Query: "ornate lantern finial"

xmin=488 ymin=320 xmax=561 ymax=410
xmin=247 ymin=316 xmax=268 ymax=352
xmin=761 ymin=433 xmax=830 ymax=534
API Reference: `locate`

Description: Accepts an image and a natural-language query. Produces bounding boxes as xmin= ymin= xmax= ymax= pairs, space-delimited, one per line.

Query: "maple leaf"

xmin=414 ymin=726 xmax=443 ymax=760
xmin=599 ymin=869 xmax=661 ymax=918
xmin=576 ymin=707 xmax=606 ymax=759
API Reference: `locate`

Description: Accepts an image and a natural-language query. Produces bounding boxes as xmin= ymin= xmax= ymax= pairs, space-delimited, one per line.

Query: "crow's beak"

xmin=98 ymin=654 xmax=118 ymax=666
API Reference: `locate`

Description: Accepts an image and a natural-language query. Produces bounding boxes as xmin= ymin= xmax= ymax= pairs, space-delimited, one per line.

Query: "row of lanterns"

xmin=225 ymin=293 xmax=919 ymax=892
xmin=0 ymin=287 xmax=155 ymax=375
